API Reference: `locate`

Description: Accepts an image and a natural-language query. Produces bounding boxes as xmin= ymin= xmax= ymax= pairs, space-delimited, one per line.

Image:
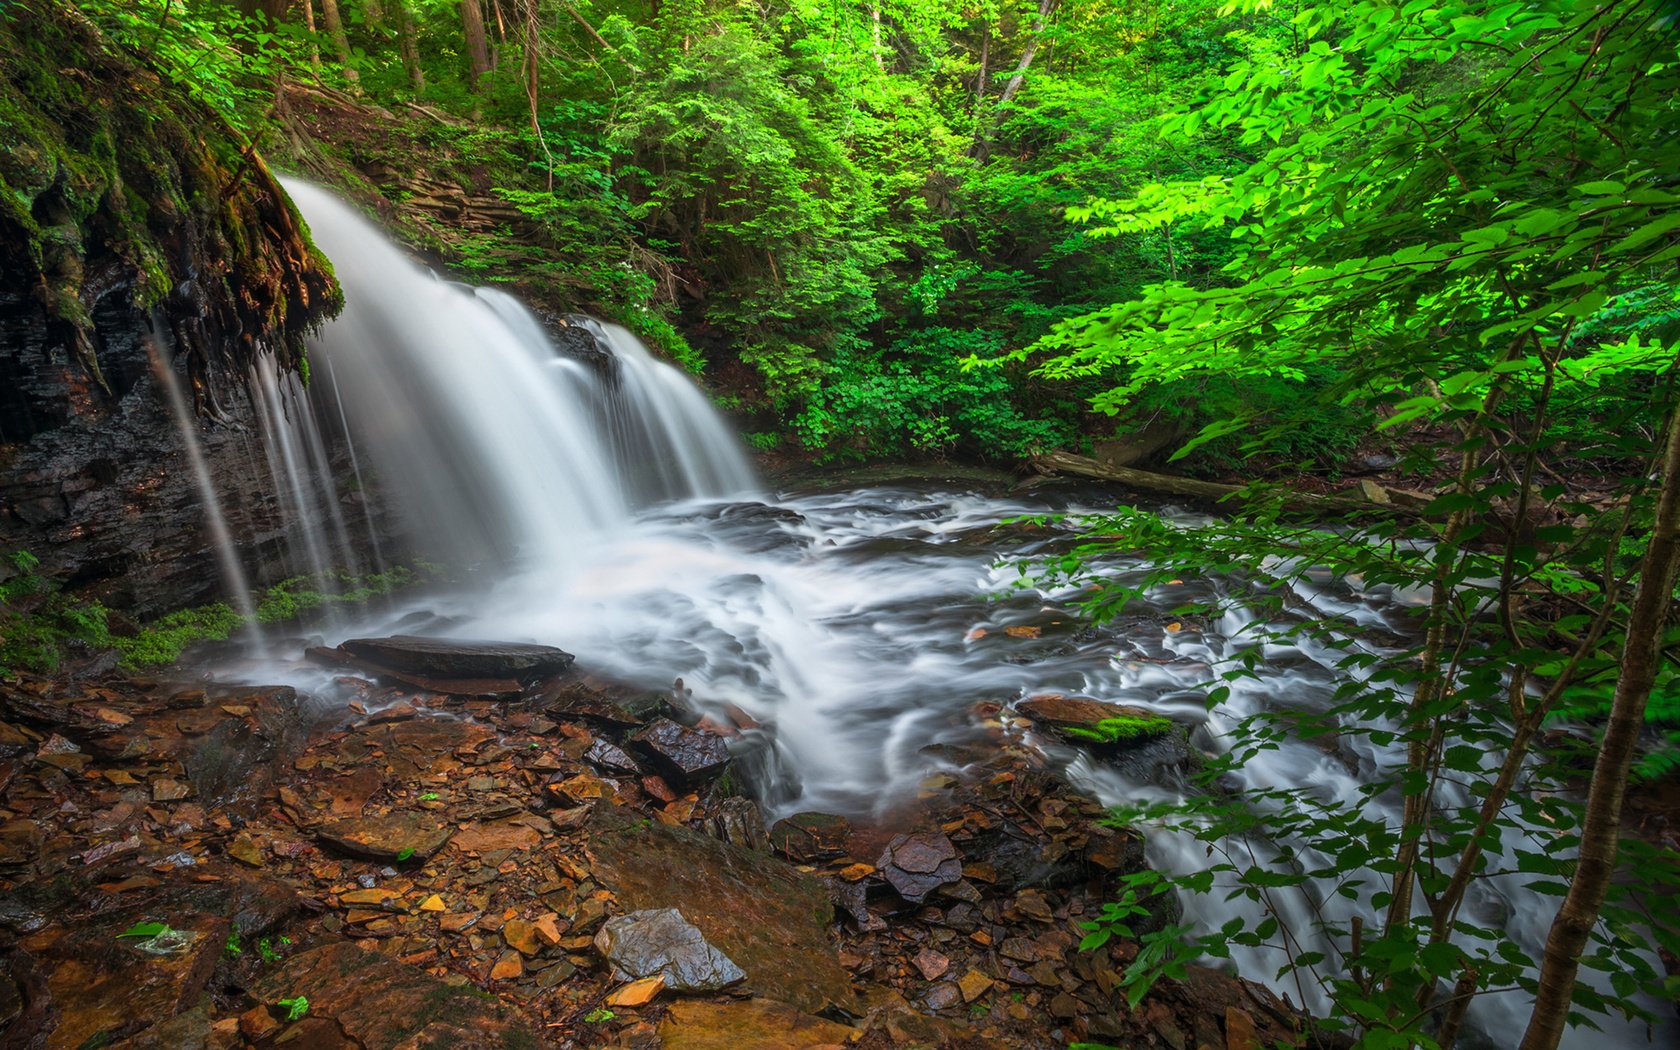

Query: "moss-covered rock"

xmin=0 ymin=2 xmax=340 ymax=612
xmin=0 ymin=1 xmax=338 ymax=432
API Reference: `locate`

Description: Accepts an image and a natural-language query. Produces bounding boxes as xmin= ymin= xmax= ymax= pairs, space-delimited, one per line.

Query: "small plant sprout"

xmin=225 ymin=933 xmax=243 ymax=956
xmin=584 ymin=1007 xmax=614 ymax=1023
xmin=277 ymin=995 xmax=309 ymax=1021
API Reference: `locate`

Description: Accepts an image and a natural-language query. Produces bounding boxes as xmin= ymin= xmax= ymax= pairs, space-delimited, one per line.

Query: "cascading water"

xmin=249 ymin=350 xmax=368 ymax=605
xmin=276 ymin=177 xmax=756 ymax=583
xmin=146 ymin=335 xmax=263 ymax=636
xmin=235 ymin=179 xmax=1672 ymax=1049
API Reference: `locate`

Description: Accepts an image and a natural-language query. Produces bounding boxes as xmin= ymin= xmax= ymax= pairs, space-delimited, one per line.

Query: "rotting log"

xmin=1027 ymin=451 xmax=1435 ymax=517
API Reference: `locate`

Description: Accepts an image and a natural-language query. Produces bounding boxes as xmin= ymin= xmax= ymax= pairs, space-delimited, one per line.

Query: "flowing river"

xmin=209 ymin=180 xmax=1673 ymax=1049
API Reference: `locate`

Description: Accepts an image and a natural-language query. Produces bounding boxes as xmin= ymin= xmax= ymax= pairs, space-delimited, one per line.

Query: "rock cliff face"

xmin=0 ymin=3 xmax=339 ymax=613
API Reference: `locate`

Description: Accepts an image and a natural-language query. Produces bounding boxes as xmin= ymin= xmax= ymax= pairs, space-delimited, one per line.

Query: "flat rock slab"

xmin=588 ymin=804 xmax=855 ymax=1014
xmin=657 ymin=999 xmax=856 ymax=1050
xmin=338 ymin=636 xmax=574 ymax=681
xmin=877 ymin=830 xmax=962 ymax=903
xmin=307 ymin=646 xmax=525 ymax=697
xmin=595 ymin=908 xmax=745 ymax=992
xmin=22 ymin=911 xmax=228 ymax=1050
xmin=316 ymin=812 xmax=454 ymax=862
xmin=249 ymin=941 xmax=539 ymax=1049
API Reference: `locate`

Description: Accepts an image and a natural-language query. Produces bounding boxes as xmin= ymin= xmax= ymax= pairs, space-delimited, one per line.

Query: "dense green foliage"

xmin=1021 ymin=0 xmax=1680 ymax=1045
xmin=0 ymin=550 xmax=113 ymax=674
xmin=66 ymin=0 xmax=1300 ymax=462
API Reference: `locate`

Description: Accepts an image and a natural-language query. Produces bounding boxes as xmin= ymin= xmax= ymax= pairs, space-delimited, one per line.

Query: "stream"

xmin=199 ymin=180 xmax=1673 ymax=1048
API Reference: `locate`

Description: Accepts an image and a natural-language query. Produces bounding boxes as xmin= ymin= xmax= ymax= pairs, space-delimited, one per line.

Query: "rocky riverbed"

xmin=0 ymin=637 xmax=1305 ymax=1049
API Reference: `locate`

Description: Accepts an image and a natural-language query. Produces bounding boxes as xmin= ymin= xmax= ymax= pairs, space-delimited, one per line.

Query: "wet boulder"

xmin=338 ymin=635 xmax=574 ymax=681
xmin=708 ymin=797 xmax=769 ymax=852
xmin=594 ymin=908 xmax=746 ymax=992
xmin=630 ymin=718 xmax=731 ymax=783
xmin=584 ymin=738 xmax=641 ymax=776
xmin=766 ymin=812 xmax=852 ymax=864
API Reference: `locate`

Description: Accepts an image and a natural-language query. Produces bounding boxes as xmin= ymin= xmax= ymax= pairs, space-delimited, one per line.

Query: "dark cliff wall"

xmin=0 ymin=3 xmax=339 ymax=614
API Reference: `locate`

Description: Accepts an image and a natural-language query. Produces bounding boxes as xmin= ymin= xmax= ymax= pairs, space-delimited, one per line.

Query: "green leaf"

xmin=277 ymin=995 xmax=310 ymax=1022
xmin=117 ymin=921 xmax=170 ymax=940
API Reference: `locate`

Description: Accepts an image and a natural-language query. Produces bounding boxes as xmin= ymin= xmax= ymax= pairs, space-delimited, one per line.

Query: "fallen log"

xmin=1027 ymin=451 xmax=1435 ymax=518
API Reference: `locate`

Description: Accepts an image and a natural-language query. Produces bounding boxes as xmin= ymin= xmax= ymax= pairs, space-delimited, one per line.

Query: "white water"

xmin=276 ymin=178 xmax=756 ymax=582
xmin=249 ymin=351 xmax=367 ymax=609
xmin=146 ymin=336 xmax=263 ymax=635
xmin=225 ymin=181 xmax=1672 ymax=1048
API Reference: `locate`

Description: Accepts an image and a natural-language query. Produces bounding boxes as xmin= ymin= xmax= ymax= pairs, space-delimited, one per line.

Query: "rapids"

xmin=212 ymin=180 xmax=1672 ymax=1049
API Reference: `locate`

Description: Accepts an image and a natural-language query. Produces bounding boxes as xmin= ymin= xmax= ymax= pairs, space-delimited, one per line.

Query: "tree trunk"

xmin=392 ymin=0 xmax=423 ymax=92
xmin=521 ymin=0 xmax=553 ymax=190
xmin=460 ymin=0 xmax=491 ymax=89
xmin=969 ymin=0 xmax=1056 ymax=160
xmin=239 ymin=0 xmax=291 ymax=21
xmin=1519 ymin=402 xmax=1680 ymax=1050
xmin=994 ymin=0 xmax=1055 ymax=110
xmin=362 ymin=0 xmax=385 ymax=31
xmin=295 ymin=0 xmax=321 ymax=76
xmin=870 ymin=5 xmax=884 ymax=71
xmin=318 ymin=0 xmax=358 ymax=81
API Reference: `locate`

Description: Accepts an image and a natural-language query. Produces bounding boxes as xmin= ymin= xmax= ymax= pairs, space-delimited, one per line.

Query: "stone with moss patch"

xmin=1016 ymin=694 xmax=1175 ymax=750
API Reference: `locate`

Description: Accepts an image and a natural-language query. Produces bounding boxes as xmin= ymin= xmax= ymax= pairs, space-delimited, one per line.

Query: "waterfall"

xmin=145 ymin=337 xmax=263 ymax=636
xmin=249 ymin=351 xmax=367 ymax=605
xmin=277 ymin=177 xmax=757 ymax=582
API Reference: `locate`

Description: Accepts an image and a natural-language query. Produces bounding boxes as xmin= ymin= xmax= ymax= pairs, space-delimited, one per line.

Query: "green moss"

xmin=1 ymin=555 xmax=423 ymax=676
xmin=114 ymin=603 xmax=244 ymax=669
xmin=254 ymin=568 xmax=415 ymax=625
xmin=1062 ymin=714 xmax=1175 ymax=744
xmin=0 ymin=1 xmax=339 ymax=379
xmin=0 ymin=552 xmax=113 ymax=675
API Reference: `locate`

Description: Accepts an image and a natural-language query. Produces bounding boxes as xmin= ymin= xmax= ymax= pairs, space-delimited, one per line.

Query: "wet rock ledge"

xmin=0 ymin=637 xmax=1305 ymax=1049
